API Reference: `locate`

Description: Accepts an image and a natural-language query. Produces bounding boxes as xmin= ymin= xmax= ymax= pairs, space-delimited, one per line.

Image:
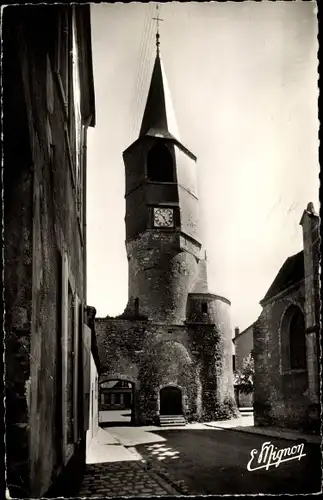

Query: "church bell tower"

xmin=96 ymin=10 xmax=237 ymax=425
xmin=122 ymin=22 xmax=203 ymax=324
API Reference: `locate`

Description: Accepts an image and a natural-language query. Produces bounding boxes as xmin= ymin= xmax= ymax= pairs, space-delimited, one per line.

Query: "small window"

xmin=201 ymin=302 xmax=208 ymax=314
xmin=147 ymin=143 xmax=174 ymax=182
xmin=134 ymin=298 xmax=139 ymax=315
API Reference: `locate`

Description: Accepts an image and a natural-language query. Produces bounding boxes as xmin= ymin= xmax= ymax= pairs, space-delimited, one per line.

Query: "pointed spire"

xmin=139 ymin=6 xmax=180 ymax=141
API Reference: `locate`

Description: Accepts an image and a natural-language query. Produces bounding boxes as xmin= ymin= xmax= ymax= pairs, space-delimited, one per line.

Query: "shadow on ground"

xmin=100 ymin=421 xmax=133 ymax=428
xmin=132 ymin=428 xmax=321 ymax=495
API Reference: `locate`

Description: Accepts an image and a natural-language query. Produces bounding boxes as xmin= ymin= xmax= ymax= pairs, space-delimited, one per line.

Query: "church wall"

xmin=253 ymin=285 xmax=315 ymax=431
xmin=301 ymin=210 xmax=320 ymax=428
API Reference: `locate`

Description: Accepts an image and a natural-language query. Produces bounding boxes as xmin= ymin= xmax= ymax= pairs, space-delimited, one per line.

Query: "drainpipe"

xmin=80 ymin=115 xmax=92 ymax=441
xmin=82 ymin=115 xmax=92 ymax=308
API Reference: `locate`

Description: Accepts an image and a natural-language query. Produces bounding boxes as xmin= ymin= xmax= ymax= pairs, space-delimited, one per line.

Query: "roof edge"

xmin=123 ymin=135 xmax=197 ymax=161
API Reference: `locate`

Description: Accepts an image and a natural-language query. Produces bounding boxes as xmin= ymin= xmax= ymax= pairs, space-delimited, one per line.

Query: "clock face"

xmin=153 ymin=208 xmax=174 ymax=227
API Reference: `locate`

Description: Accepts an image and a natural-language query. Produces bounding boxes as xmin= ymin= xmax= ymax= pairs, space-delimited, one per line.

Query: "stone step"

xmin=159 ymin=416 xmax=185 ymax=421
xmin=160 ymin=415 xmax=186 ymax=418
xmin=159 ymin=415 xmax=186 ymax=427
xmin=159 ymin=422 xmax=186 ymax=427
xmin=239 ymin=407 xmax=254 ymax=413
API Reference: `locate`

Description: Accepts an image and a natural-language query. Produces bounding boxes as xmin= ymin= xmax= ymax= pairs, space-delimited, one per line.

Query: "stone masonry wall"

xmin=23 ymin=17 xmax=85 ymax=495
xmin=127 ymin=232 xmax=199 ymax=324
xmin=4 ymin=13 xmax=34 ymax=496
xmin=300 ymin=209 xmax=320 ymax=429
xmin=96 ymin=314 xmax=237 ymax=425
xmin=4 ymin=7 xmax=88 ymax=497
xmin=4 ymin=142 xmax=33 ymax=498
xmin=253 ymin=284 xmax=314 ymax=431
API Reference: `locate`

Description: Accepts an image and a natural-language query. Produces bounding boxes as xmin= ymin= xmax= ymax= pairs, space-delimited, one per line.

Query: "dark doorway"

xmin=160 ymin=386 xmax=182 ymax=415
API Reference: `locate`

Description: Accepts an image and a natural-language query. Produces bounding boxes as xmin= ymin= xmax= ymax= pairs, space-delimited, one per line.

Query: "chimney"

xmin=234 ymin=327 xmax=240 ymax=338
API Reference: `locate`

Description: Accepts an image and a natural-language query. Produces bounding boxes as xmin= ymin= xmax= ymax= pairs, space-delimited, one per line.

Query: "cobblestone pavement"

xmin=78 ymin=460 xmax=181 ymax=497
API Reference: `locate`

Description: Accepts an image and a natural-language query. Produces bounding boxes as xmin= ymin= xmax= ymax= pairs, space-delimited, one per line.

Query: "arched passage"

xmin=145 ymin=340 xmax=196 ymax=419
xmin=99 ymin=378 xmax=135 ymax=427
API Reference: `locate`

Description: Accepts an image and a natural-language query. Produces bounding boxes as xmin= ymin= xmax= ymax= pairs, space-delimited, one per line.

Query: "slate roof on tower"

xmin=139 ymin=53 xmax=181 ymax=141
xmin=123 ymin=12 xmax=196 ymax=160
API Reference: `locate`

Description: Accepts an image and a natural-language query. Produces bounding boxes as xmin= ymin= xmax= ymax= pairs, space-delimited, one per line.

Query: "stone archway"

xmin=99 ymin=371 xmax=138 ymax=426
xmin=99 ymin=378 xmax=136 ymax=426
xmin=160 ymin=386 xmax=183 ymax=415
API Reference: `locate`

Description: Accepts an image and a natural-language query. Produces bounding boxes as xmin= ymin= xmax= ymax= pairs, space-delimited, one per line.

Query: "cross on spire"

xmin=153 ymin=4 xmax=164 ymax=55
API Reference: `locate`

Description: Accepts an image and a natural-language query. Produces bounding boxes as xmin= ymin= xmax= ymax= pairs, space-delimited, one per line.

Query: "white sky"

xmin=87 ymin=1 xmax=319 ymax=332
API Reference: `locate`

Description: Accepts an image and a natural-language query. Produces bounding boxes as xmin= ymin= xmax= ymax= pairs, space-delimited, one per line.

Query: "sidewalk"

xmin=79 ymin=428 xmax=182 ymax=497
xmin=205 ymin=414 xmax=321 ymax=444
xmin=86 ymin=427 xmax=139 ymax=464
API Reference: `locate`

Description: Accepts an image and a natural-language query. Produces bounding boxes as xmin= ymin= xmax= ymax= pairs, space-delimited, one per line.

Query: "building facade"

xmin=3 ymin=5 xmax=95 ymax=497
xmin=96 ymin=46 xmax=237 ymax=425
xmin=253 ymin=203 xmax=320 ymax=433
xmin=85 ymin=307 xmax=100 ymax=453
xmin=99 ymin=381 xmax=133 ymax=411
xmin=232 ymin=325 xmax=254 ymax=407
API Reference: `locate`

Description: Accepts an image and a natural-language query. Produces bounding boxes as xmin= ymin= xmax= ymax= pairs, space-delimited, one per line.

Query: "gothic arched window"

xmin=289 ymin=307 xmax=306 ymax=369
xmin=147 ymin=143 xmax=174 ymax=182
xmin=281 ymin=305 xmax=307 ymax=371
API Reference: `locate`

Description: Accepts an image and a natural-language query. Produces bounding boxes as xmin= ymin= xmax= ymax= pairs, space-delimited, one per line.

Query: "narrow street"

xmin=135 ymin=428 xmax=321 ymax=495
xmin=78 ymin=410 xmax=321 ymax=497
